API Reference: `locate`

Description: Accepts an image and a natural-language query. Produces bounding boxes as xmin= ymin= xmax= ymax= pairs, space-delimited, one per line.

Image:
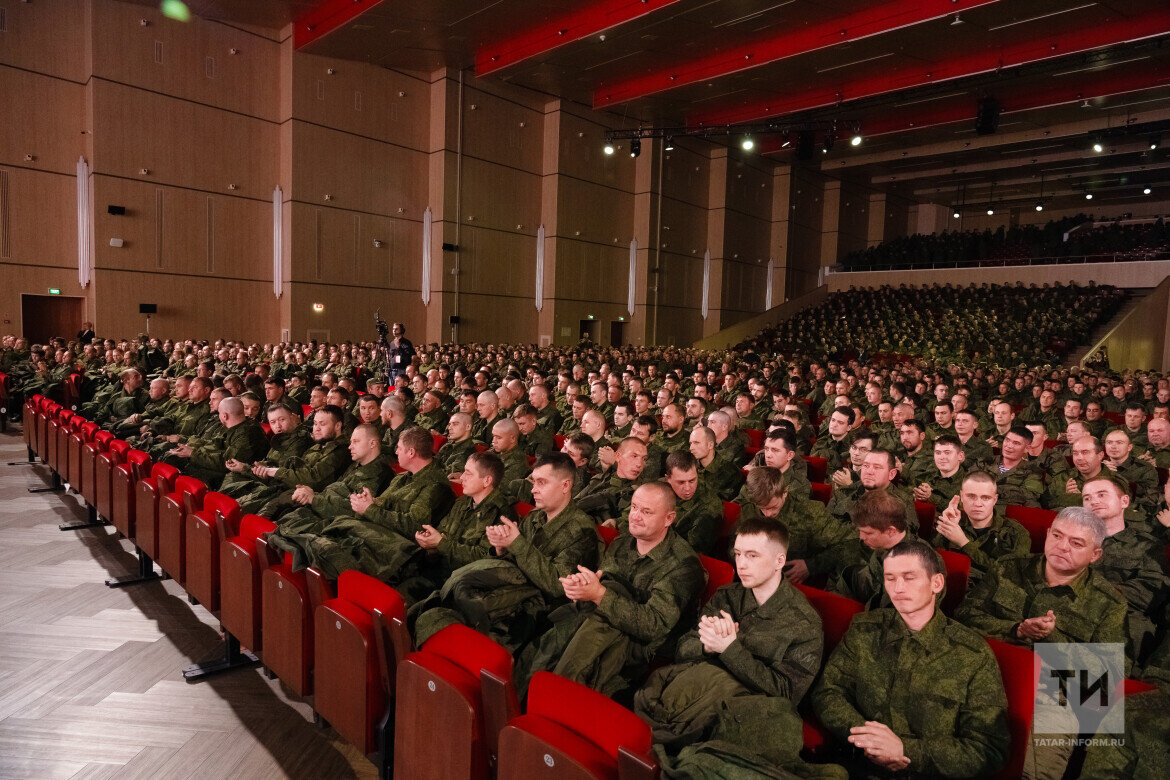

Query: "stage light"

xmin=1085 ymin=193 xmax=1093 ymax=200
xmin=1150 ymin=133 xmax=1162 ymax=150
xmin=1092 ymin=141 xmax=1104 ymax=153
xmin=1035 ymin=203 xmax=1044 ymax=212
xmin=741 ymin=136 xmax=754 ymax=151
xmin=664 ymin=136 xmax=675 ymax=151
xmin=161 ymin=0 xmax=192 ymax=22
xmin=603 ymin=143 xmax=615 ymax=155
xmin=850 ymin=134 xmax=862 ymax=147
xmin=630 ymin=138 xmax=641 ymax=158
xmin=821 ymin=133 xmax=835 ymax=154
xmin=1144 ymin=187 xmax=1152 ymax=195
xmin=986 ymin=208 xmax=994 ymax=215
xmin=952 ymin=210 xmax=961 ymax=219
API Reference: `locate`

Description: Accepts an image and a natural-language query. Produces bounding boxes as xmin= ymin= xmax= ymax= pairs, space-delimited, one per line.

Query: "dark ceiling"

xmin=146 ymin=0 xmax=1170 ymax=213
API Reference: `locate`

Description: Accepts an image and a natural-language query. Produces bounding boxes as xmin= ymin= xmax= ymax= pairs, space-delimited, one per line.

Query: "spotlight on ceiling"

xmin=664 ymin=136 xmax=675 ymax=151
xmin=603 ymin=142 xmax=615 ymax=155
xmin=821 ymin=133 xmax=835 ymax=154
xmin=1144 ymin=187 xmax=1153 ymax=195
xmin=951 ymin=14 xmax=964 ymax=25
xmin=952 ymin=209 xmax=961 ymax=219
xmin=986 ymin=208 xmax=995 ymax=216
xmin=741 ymin=136 xmax=754 ymax=151
xmin=850 ymin=134 xmax=862 ymax=147
xmin=1085 ymin=193 xmax=1093 ymax=200
xmin=1092 ymin=141 xmax=1104 ymax=153
xmin=630 ymin=138 xmax=641 ymax=158
xmin=1150 ymin=133 xmax=1162 ymax=151
xmin=1035 ymin=203 xmax=1044 ymax=212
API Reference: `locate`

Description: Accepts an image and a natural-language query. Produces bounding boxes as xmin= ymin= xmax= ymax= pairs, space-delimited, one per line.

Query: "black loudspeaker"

xmin=796 ymin=131 xmax=815 ymax=161
xmin=441 ymin=242 xmax=459 ymax=252
xmin=975 ymin=98 xmax=1001 ymax=135
xmin=139 ymin=303 xmax=157 ymax=315
xmin=108 ymin=205 xmax=126 ymax=215
xmin=449 ymin=315 xmax=461 ymax=325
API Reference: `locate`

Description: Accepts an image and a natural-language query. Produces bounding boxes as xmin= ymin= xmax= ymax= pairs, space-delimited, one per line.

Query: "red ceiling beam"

xmin=475 ymin=0 xmax=684 ymax=76
xmin=690 ymin=7 xmax=1170 ymax=127
xmin=594 ymin=0 xmax=1001 ymax=108
xmin=294 ymin=0 xmax=391 ymax=49
xmin=753 ymin=61 xmax=1170 ymax=155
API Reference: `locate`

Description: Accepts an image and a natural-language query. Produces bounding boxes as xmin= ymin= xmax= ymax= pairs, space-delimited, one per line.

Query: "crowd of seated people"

xmin=5 ymin=308 xmax=1170 ymax=777
xmin=750 ymin=281 xmax=1127 ymax=364
xmin=841 ymin=215 xmax=1170 ymax=270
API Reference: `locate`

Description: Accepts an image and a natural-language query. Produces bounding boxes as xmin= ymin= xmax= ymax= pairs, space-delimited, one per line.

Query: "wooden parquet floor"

xmin=0 ymin=430 xmax=378 ymax=780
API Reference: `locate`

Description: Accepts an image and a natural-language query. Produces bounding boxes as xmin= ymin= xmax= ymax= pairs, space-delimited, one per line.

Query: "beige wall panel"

xmin=92 ymin=177 xmax=271 ymax=281
xmin=836 ymin=181 xmax=870 ymax=260
xmin=456 ymin=226 xmax=537 ymax=299
xmin=2 ymin=167 xmax=77 ymax=268
xmin=0 ymin=68 xmax=86 ymax=174
xmin=287 ymin=203 xmax=423 ymax=290
xmin=659 ymin=199 xmax=708 ymax=258
xmin=552 ymin=239 xmax=629 ymax=303
xmin=554 ymin=112 xmax=635 ymax=187
xmin=657 ymin=252 xmax=704 ymax=311
xmin=286 ymin=282 xmax=424 ymax=345
xmin=0 ymin=265 xmax=93 ymax=339
xmin=662 ymin=148 xmax=710 ymax=209
xmin=726 ymin=156 xmax=774 ymax=222
xmin=91 ymin=0 xmax=281 ymax=121
xmin=291 ymin=54 xmax=429 ymax=150
xmin=289 ymin=121 xmax=427 ymax=216
xmin=720 ymin=259 xmax=767 ymax=321
xmin=460 ymin=158 xmax=542 ymax=235
xmin=724 ymin=210 xmax=771 ymax=264
xmin=0 ymin=0 xmax=88 ymax=83
xmin=656 ymin=304 xmax=703 ymax=348
xmin=91 ymin=80 xmax=278 ymax=201
xmin=456 ymin=293 xmax=538 ymax=344
xmin=460 ymin=87 xmax=544 ymax=175
xmin=787 ymin=166 xmax=826 ymax=296
xmin=556 ymin=178 xmax=634 ymax=242
xmin=93 ymin=268 xmax=279 ymax=342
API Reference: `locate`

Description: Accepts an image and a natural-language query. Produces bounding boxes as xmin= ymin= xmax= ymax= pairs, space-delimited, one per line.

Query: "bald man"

xmin=473 ymin=390 xmax=502 ymax=445
xmin=490 ymin=418 xmax=531 ymax=501
xmin=520 ymin=481 xmax=704 ymax=698
xmin=172 ymin=396 xmax=269 ymax=489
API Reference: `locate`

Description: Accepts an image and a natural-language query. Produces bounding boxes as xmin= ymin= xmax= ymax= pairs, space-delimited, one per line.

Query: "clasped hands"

xmin=698 ymin=610 xmax=739 ymax=653
xmin=559 ymin=565 xmax=606 ymax=604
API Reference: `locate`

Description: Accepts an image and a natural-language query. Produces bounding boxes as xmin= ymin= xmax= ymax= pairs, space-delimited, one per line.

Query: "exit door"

xmin=610 ymin=321 xmax=626 ymax=346
xmin=578 ymin=319 xmax=597 ymax=344
xmin=22 ymin=294 xmax=85 ymax=345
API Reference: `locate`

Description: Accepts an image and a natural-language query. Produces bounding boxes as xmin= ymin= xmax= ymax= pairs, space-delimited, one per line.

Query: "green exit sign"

xmin=48 ymin=288 xmax=61 ymax=295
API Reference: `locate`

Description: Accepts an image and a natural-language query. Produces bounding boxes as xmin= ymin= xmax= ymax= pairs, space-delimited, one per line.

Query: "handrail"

xmin=829 ymin=249 xmax=1170 ymax=274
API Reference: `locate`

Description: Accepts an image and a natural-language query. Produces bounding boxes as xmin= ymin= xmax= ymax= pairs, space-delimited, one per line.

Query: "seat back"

xmin=699 ymin=554 xmax=733 ymax=607
xmin=803 ymin=456 xmax=828 ymax=482
xmin=744 ymin=428 xmax=765 ymax=448
xmin=152 ymin=462 xmax=182 ymax=491
xmin=1004 ymin=505 xmax=1056 ymax=553
xmin=795 ymin=584 xmax=863 ymax=653
xmin=514 ymin=502 xmax=535 ymax=518
xmin=337 ymin=570 xmax=406 ymax=621
xmin=173 ymin=476 xmax=208 ymax=512
xmin=937 ymin=549 xmax=971 ymax=616
xmin=526 ymin=671 xmax=654 ymax=759
xmin=80 ymin=421 xmax=101 ymax=442
xmin=107 ymin=439 xmax=132 ymax=462
xmin=201 ymin=492 xmax=240 ymax=526
xmin=125 ymin=449 xmax=152 ymax=481
xmin=423 ymin=623 xmax=514 ymax=683
xmin=987 ymin=639 xmax=1038 ymax=780
xmin=914 ymin=501 xmax=937 ymax=538
xmin=432 ymin=433 xmax=448 ymax=451
xmin=810 ymin=482 xmax=832 ymax=505
xmin=596 ymin=524 xmax=619 ymax=548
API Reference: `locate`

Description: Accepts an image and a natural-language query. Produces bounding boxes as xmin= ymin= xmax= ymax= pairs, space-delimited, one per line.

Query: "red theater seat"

xmin=937 ymin=549 xmax=971 ymax=616
xmin=111 ymin=450 xmax=152 ymax=539
xmin=220 ymin=514 xmax=278 ymax=654
xmin=394 ymin=623 xmax=519 ymax=780
xmin=715 ymin=501 xmax=741 ymax=559
xmin=156 ymin=476 xmax=207 ymax=585
xmin=1004 ymin=505 xmax=1056 ymax=553
xmin=987 ymin=639 xmax=1039 ymax=780
xmin=803 ymin=456 xmax=828 ymax=483
xmin=744 ymin=428 xmax=765 ymax=448
xmin=699 ymin=554 xmax=734 ymax=607
xmin=515 ymin=502 xmax=535 ymax=518
xmin=184 ymin=492 xmax=240 ymax=611
xmin=79 ymin=430 xmax=116 ymax=511
xmin=498 ymin=671 xmax=658 ymax=780
xmin=810 ymin=482 xmax=832 ymax=505
xmin=95 ymin=440 xmax=132 ymax=523
xmin=597 ymin=524 xmax=619 ymax=548
xmin=262 ymin=561 xmax=333 ymax=696
xmin=67 ymin=421 xmax=101 ymax=494
xmin=314 ymin=571 xmax=410 ymax=755
xmin=914 ymin=500 xmax=937 ymax=538
xmin=134 ymin=463 xmax=181 ymax=561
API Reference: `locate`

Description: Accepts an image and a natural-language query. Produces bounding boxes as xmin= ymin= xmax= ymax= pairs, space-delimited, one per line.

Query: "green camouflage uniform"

xmin=219 ymin=431 xmax=310 ymax=500
xmin=636 ymin=580 xmax=824 ymax=752
xmin=411 ymin=502 xmax=600 ymax=651
xmin=829 ymin=532 xmax=921 ymax=610
xmin=929 ymin=510 xmax=1031 ymax=582
xmin=183 ymin=419 xmax=269 ymax=489
xmin=827 ymin=482 xmax=920 ymax=532
xmin=435 ymin=437 xmax=477 ymax=474
xmin=989 ymin=458 xmax=1045 ymax=508
xmin=1098 ymin=525 xmax=1168 ymax=668
xmin=698 ymin=454 xmax=744 ymax=502
xmin=576 ymin=470 xmax=646 ymax=523
xmin=241 ymin=437 xmax=350 ymax=516
xmin=811 ymin=607 xmax=1010 ymax=779
xmin=521 ymin=529 xmax=704 ymax=698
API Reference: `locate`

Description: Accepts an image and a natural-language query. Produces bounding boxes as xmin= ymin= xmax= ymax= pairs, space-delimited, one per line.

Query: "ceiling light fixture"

xmin=603 ymin=143 xmax=615 ymax=155
xmin=630 ymin=138 xmax=641 ymax=158
xmin=741 ymin=136 xmax=754 ymax=151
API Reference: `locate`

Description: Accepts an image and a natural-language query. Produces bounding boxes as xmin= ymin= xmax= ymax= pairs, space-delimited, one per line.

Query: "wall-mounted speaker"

xmin=107 ymin=205 xmax=126 ymax=216
xmin=139 ymin=303 xmax=157 ymax=315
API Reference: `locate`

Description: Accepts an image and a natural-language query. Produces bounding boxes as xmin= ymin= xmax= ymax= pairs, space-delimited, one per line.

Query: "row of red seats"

xmin=16 ymin=395 xmax=1157 ymax=779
